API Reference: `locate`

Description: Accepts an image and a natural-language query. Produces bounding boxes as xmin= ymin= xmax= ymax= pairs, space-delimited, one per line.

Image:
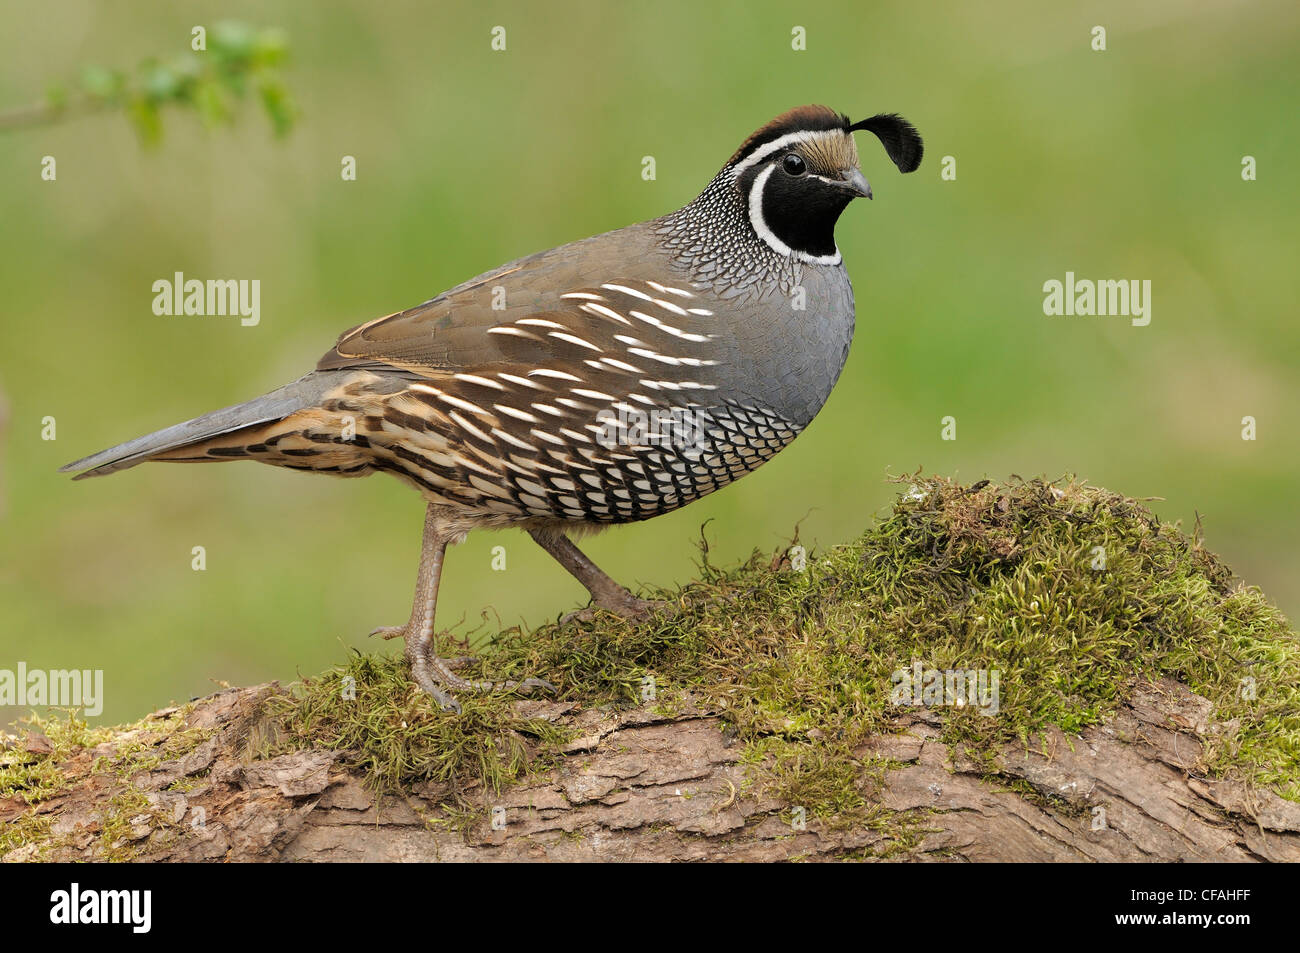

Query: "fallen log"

xmin=4 ymin=476 xmax=1298 ymax=861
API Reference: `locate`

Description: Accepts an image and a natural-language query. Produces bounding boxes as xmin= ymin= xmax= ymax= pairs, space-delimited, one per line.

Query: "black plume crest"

xmin=849 ymin=113 xmax=923 ymax=173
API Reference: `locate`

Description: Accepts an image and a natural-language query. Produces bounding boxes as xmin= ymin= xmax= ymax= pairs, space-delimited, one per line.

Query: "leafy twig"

xmin=0 ymin=21 xmax=295 ymax=143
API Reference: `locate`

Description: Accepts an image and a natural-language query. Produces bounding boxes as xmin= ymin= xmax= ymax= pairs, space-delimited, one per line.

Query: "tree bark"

xmin=5 ymin=675 xmax=1299 ymax=862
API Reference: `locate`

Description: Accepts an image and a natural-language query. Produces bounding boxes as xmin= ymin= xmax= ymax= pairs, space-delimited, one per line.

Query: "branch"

xmin=3 ymin=677 xmax=1299 ymax=861
xmin=0 ymin=21 xmax=294 ymax=142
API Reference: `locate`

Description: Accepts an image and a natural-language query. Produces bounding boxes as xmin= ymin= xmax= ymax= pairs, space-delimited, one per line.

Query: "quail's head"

xmin=723 ymin=105 xmax=923 ymax=261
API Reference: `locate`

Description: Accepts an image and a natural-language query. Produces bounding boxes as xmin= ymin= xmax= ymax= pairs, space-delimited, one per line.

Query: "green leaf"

xmin=257 ymin=80 xmax=295 ymax=137
xmin=193 ymin=82 xmax=228 ymax=127
xmin=4 ymin=20 xmax=294 ymax=143
xmin=126 ymin=96 xmax=162 ymax=145
xmin=211 ymin=21 xmax=256 ymax=63
xmin=79 ymin=65 xmax=124 ymax=103
xmin=252 ymin=28 xmax=290 ymax=67
xmin=45 ymin=84 xmax=68 ymax=113
xmin=142 ymin=63 xmax=180 ymax=102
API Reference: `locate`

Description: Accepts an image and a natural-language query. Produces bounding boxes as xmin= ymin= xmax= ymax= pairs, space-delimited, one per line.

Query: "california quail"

xmin=62 ymin=105 xmax=923 ymax=711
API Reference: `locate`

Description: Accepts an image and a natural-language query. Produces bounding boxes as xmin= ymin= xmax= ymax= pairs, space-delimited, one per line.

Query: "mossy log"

xmin=5 ymin=677 xmax=1300 ymax=861
xmin=4 ymin=476 xmax=1299 ymax=861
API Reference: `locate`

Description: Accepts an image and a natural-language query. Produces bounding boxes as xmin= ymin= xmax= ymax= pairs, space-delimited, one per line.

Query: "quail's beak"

xmin=838 ymin=167 xmax=873 ymax=200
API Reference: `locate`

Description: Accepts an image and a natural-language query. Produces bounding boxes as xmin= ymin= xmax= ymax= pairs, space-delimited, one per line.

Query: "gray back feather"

xmin=59 ymin=372 xmax=342 ymax=479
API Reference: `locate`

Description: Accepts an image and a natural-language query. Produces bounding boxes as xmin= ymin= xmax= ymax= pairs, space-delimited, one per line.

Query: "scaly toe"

xmin=425 ymin=683 xmax=462 ymax=714
xmin=511 ymin=676 xmax=556 ymax=695
xmin=397 ymin=627 xmax=547 ymax=709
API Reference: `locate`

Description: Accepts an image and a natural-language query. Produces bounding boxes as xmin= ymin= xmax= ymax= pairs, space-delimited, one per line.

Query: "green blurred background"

xmin=2 ymin=0 xmax=1297 ymax=725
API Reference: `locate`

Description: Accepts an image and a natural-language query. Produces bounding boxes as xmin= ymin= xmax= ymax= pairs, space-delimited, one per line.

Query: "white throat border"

xmin=735 ymin=131 xmax=844 ymax=267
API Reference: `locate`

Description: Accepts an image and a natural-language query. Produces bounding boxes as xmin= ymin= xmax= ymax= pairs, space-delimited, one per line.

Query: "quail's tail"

xmin=59 ymin=371 xmax=357 ymax=480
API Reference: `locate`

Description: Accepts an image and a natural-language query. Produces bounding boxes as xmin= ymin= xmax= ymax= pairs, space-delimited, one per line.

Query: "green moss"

xmin=265 ymin=476 xmax=1300 ymax=821
xmin=262 ymin=652 xmax=570 ymax=795
xmin=505 ymin=475 xmax=1295 ymax=806
xmin=95 ymin=785 xmax=181 ymax=862
xmin=0 ymin=751 xmax=68 ymax=805
xmin=0 ymin=705 xmax=208 ymax=860
xmin=163 ymin=771 xmax=206 ymax=793
xmin=746 ymin=738 xmax=867 ymax=820
xmin=11 ymin=475 xmax=1296 ymax=857
xmin=0 ymin=709 xmax=113 ymax=806
xmin=0 ymin=812 xmax=53 ymax=858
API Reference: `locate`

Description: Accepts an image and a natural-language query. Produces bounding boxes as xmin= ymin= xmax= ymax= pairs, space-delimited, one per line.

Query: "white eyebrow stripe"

xmin=729 ymin=129 xmax=830 ymax=176
xmin=601 ymin=283 xmax=654 ymax=301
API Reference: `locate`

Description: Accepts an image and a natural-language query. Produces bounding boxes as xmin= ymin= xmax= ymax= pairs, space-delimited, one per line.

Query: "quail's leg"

xmin=529 ymin=529 xmax=666 ymax=621
xmin=374 ymin=504 xmax=552 ymax=712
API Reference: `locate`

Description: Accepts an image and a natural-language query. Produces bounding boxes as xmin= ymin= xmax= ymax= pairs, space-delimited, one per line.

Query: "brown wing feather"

xmin=317 ymin=233 xmax=620 ymax=373
xmin=303 ymin=227 xmax=800 ymax=525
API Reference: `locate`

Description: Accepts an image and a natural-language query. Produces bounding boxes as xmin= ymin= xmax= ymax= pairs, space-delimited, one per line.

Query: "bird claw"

xmin=425 ymin=682 xmax=462 ymax=714
xmin=386 ymin=620 xmax=551 ymax=710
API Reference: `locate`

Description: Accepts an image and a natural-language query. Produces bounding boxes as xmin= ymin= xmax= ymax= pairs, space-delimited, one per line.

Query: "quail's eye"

xmin=781 ymin=153 xmax=806 ymax=176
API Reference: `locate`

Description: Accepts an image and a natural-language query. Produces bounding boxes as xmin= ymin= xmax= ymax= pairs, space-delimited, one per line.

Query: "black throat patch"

xmin=741 ymin=164 xmax=854 ymax=259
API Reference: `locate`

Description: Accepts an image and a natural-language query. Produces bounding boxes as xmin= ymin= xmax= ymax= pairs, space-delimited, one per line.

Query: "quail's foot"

xmin=372 ymin=622 xmax=554 ymax=713
xmin=561 ymin=593 xmax=671 ymax=625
